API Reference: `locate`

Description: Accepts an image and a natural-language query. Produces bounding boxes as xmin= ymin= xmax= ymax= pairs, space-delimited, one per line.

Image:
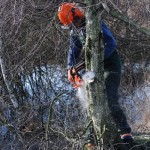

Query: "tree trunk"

xmin=84 ymin=1 xmax=116 ymax=149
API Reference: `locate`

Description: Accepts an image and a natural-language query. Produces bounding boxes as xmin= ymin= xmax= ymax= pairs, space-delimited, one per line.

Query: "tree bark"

xmin=84 ymin=0 xmax=116 ymax=149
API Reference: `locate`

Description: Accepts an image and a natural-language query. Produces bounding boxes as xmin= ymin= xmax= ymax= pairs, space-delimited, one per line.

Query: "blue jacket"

xmin=67 ymin=21 xmax=117 ymax=69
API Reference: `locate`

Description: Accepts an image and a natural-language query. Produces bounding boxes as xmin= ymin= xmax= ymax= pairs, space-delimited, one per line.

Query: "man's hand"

xmin=68 ymin=68 xmax=83 ymax=88
xmin=67 ymin=68 xmax=75 ymax=84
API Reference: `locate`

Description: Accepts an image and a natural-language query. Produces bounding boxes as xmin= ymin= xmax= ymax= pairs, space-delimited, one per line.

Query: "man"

xmin=58 ymin=2 xmax=132 ymax=145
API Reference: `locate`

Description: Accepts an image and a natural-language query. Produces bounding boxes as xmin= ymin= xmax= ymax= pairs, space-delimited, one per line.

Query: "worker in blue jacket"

xmin=58 ymin=2 xmax=132 ymax=145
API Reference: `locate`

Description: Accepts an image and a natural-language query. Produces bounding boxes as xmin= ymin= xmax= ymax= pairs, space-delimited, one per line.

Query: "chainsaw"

xmin=70 ymin=61 xmax=95 ymax=88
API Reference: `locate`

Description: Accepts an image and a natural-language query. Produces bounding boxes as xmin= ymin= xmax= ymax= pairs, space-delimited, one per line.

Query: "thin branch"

xmin=0 ymin=37 xmax=18 ymax=108
xmin=45 ymin=92 xmax=65 ymax=148
xmin=102 ymin=3 xmax=150 ymax=36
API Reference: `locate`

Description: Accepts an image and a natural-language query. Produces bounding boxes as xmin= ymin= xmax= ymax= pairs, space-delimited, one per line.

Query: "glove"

xmin=67 ymin=68 xmax=75 ymax=84
xmin=68 ymin=68 xmax=83 ymax=88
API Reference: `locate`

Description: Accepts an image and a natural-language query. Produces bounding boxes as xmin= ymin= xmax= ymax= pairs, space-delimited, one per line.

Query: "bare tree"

xmin=0 ymin=0 xmax=149 ymax=149
xmin=84 ymin=1 xmax=115 ymax=149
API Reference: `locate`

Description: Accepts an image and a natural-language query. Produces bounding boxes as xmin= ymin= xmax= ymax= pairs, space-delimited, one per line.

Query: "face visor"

xmin=60 ymin=23 xmax=70 ymax=30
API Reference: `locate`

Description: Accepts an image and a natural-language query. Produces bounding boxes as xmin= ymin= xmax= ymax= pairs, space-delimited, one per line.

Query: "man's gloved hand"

xmin=67 ymin=68 xmax=75 ymax=84
xmin=68 ymin=68 xmax=83 ymax=88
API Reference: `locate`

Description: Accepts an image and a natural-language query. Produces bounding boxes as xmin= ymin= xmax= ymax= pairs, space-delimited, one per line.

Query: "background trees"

xmin=0 ymin=0 xmax=149 ymax=149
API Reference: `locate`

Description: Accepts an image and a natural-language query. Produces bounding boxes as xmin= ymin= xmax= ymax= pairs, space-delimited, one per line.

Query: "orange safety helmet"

xmin=58 ymin=2 xmax=84 ymax=26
